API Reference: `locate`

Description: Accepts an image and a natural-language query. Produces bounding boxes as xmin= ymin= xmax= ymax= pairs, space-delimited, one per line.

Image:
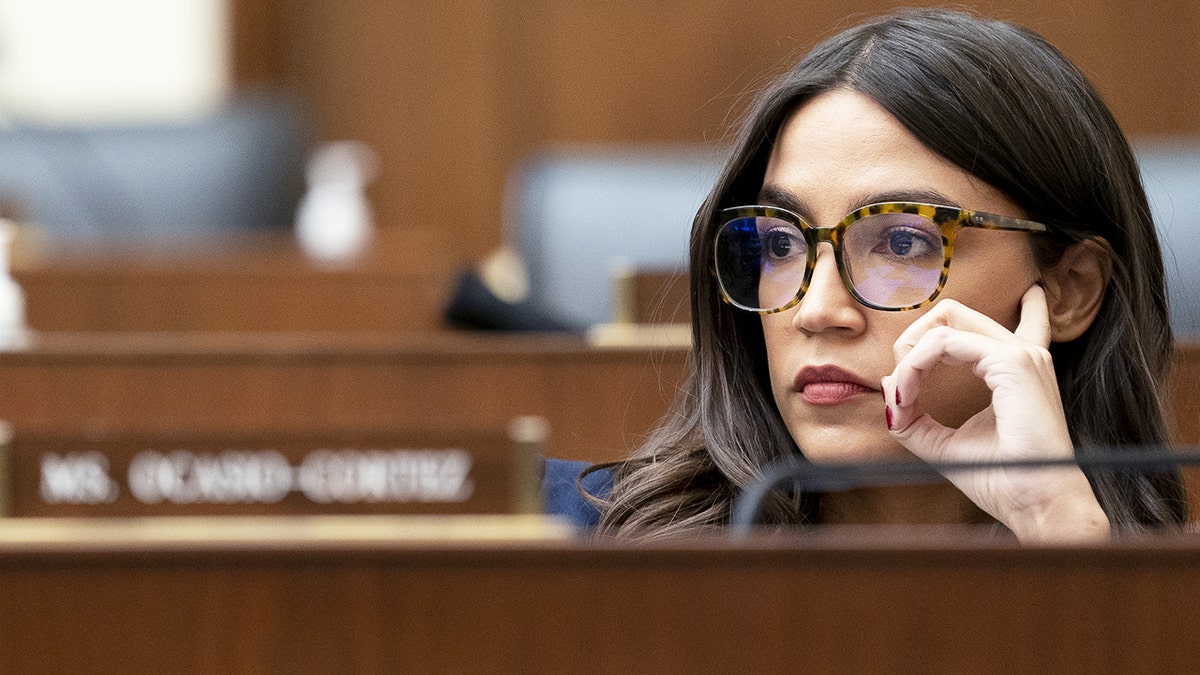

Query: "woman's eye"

xmin=762 ymin=230 xmax=800 ymax=259
xmin=888 ymin=230 xmax=915 ymax=255
xmin=875 ymin=227 xmax=936 ymax=259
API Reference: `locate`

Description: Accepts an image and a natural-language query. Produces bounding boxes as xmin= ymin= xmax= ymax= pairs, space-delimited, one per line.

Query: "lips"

xmin=794 ymin=365 xmax=877 ymax=405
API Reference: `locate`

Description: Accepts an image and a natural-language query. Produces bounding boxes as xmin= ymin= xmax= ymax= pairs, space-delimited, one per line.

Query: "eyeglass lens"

xmin=715 ymin=212 xmax=946 ymax=311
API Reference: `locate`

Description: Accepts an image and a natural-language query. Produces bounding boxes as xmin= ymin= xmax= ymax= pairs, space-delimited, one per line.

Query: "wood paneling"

xmin=0 ymin=523 xmax=1199 ymax=673
xmin=0 ymin=332 xmax=689 ymax=463
xmin=634 ymin=270 xmax=690 ymax=325
xmin=1 ymin=330 xmax=1199 ymax=456
xmin=15 ymin=231 xmax=451 ymax=332
xmin=1168 ymin=344 xmax=1200 ymax=444
xmin=231 ymin=0 xmax=1200 ymax=275
xmin=0 ymin=333 xmax=1197 ymax=518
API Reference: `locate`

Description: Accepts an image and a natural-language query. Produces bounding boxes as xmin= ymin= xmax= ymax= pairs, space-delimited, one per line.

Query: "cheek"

xmin=760 ymin=314 xmax=793 ymax=398
xmin=942 ymin=233 xmax=1040 ymax=329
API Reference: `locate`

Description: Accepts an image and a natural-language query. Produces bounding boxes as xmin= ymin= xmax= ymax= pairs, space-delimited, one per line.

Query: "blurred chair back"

xmin=1140 ymin=140 xmax=1200 ymax=339
xmin=0 ymin=95 xmax=308 ymax=246
xmin=508 ymin=145 xmax=723 ymax=328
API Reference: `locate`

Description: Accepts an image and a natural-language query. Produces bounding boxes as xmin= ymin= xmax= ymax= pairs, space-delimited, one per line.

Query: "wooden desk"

xmin=0 ymin=518 xmax=1197 ymax=673
xmin=1168 ymin=343 xmax=1200 ymax=444
xmin=13 ymin=229 xmax=453 ymax=333
xmin=3 ymin=332 xmax=1200 ymax=465
xmin=0 ymin=332 xmax=688 ymax=463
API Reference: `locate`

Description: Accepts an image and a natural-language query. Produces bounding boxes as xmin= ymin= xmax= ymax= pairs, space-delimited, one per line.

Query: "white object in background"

xmin=295 ymin=140 xmax=378 ymax=265
xmin=0 ymin=0 xmax=230 ymax=124
xmin=0 ymin=221 xmax=29 ymax=350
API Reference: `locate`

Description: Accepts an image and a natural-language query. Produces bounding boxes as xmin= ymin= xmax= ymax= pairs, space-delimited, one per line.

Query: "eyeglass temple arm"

xmin=968 ymin=211 xmax=1047 ymax=233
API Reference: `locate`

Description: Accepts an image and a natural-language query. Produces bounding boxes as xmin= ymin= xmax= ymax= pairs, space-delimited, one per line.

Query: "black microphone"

xmin=729 ymin=446 xmax=1200 ymax=536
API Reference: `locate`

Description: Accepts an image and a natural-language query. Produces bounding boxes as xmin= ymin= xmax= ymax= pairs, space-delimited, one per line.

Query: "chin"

xmin=793 ymin=428 xmax=912 ymax=464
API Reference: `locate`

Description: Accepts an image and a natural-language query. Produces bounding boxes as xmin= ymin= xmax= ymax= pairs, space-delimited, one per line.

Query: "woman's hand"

xmin=880 ymin=285 xmax=1110 ymax=542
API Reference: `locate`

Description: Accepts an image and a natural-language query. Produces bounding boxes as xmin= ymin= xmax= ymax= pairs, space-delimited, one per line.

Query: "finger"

xmin=1013 ymin=284 xmax=1052 ymax=347
xmin=889 ymin=325 xmax=1003 ymax=425
xmin=888 ymin=411 xmax=954 ymax=464
xmin=892 ymin=298 xmax=1019 ymax=365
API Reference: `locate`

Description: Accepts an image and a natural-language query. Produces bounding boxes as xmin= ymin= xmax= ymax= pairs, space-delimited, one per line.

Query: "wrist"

xmin=1007 ymin=486 xmax=1111 ymax=544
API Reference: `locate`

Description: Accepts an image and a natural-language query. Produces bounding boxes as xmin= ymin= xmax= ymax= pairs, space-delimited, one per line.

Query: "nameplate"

xmin=3 ymin=431 xmax=528 ymax=517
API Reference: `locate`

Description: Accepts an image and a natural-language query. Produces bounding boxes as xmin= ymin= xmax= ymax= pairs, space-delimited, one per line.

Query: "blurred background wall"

xmin=0 ymin=0 xmax=1197 ymax=331
xmin=231 ymin=0 xmax=1200 ymax=262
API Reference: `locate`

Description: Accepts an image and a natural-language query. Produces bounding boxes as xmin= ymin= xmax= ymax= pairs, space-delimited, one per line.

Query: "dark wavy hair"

xmin=594 ymin=8 xmax=1188 ymax=537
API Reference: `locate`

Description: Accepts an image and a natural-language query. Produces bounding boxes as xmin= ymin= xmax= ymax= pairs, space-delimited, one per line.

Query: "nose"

xmin=792 ymin=244 xmax=866 ymax=335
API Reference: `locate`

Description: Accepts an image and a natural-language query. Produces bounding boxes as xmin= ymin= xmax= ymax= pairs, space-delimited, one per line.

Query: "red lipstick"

xmin=794 ymin=365 xmax=877 ymax=405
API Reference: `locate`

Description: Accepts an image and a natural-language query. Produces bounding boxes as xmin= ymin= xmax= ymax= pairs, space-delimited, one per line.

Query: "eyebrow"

xmin=756 ymin=185 xmax=814 ymax=220
xmin=756 ymin=184 xmax=964 ymax=221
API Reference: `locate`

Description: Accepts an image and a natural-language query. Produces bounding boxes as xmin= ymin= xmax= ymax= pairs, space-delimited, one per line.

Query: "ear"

xmin=1039 ymin=238 xmax=1113 ymax=342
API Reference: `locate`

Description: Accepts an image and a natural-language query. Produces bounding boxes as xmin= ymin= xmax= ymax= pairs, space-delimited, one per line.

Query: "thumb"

xmin=890 ymin=412 xmax=954 ymax=464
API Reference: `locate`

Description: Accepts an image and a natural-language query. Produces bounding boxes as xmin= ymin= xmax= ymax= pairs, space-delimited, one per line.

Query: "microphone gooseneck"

xmin=729 ymin=447 xmax=1200 ymax=537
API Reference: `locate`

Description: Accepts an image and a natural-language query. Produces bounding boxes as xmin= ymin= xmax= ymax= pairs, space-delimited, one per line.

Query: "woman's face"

xmin=759 ymin=90 xmax=1041 ymax=463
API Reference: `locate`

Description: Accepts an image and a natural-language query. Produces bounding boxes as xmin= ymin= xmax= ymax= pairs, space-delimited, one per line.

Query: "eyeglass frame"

xmin=713 ymin=202 xmax=1049 ymax=313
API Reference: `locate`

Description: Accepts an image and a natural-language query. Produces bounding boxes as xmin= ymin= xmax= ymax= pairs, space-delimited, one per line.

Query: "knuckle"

xmin=933 ymin=298 xmax=965 ymax=313
xmin=927 ymin=324 xmax=957 ymax=344
xmin=1008 ymin=343 xmax=1053 ymax=369
xmin=1027 ymin=344 xmax=1054 ymax=369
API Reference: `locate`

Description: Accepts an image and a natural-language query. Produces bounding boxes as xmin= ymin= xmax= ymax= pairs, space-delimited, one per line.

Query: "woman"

xmin=554 ymin=8 xmax=1188 ymax=540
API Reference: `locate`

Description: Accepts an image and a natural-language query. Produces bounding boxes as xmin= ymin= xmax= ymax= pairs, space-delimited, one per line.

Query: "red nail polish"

xmin=885 ymin=405 xmax=894 ymax=430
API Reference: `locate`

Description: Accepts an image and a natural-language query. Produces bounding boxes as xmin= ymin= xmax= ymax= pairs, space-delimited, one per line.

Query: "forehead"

xmin=762 ymin=90 xmax=1018 ymax=220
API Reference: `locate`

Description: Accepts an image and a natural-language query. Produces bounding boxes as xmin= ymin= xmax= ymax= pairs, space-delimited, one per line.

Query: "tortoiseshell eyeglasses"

xmin=713 ymin=202 xmax=1047 ymax=313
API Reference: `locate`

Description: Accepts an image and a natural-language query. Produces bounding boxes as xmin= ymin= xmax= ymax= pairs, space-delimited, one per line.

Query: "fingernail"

xmin=885 ymin=405 xmax=894 ymax=430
